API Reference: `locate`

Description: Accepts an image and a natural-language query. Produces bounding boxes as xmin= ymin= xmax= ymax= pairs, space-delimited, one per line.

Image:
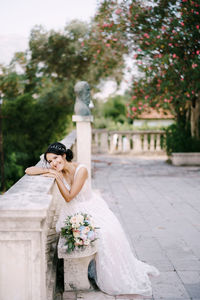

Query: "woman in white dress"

xmin=25 ymin=142 xmax=159 ymax=296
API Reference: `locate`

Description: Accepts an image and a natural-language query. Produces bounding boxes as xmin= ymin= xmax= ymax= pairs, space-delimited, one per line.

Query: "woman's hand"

xmin=42 ymin=169 xmax=63 ymax=181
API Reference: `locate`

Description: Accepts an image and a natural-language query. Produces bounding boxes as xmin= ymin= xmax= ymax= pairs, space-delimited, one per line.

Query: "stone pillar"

xmin=72 ymin=115 xmax=93 ymax=189
xmin=73 ymin=81 xmax=94 ymax=189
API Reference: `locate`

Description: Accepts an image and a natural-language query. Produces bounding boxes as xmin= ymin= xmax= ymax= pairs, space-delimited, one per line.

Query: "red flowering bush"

xmin=96 ymin=0 xmax=200 ymax=138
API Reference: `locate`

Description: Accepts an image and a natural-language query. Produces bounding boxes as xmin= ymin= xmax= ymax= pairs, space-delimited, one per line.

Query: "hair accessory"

xmin=50 ymin=145 xmax=65 ymax=151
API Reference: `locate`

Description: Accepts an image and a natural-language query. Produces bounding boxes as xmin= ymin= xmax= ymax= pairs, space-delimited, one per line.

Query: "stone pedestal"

xmin=72 ymin=115 xmax=93 ymax=189
xmin=171 ymin=152 xmax=200 ymax=165
xmin=58 ymin=237 xmax=97 ymax=291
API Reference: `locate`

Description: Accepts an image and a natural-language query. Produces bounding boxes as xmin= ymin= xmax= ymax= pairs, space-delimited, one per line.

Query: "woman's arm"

xmin=25 ymin=166 xmax=49 ymax=175
xmin=59 ymin=167 xmax=88 ymax=202
xmin=44 ymin=167 xmax=88 ymax=202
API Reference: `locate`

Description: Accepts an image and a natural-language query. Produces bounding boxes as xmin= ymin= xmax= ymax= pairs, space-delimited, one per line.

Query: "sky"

xmin=0 ymin=0 xmax=132 ymax=96
xmin=0 ymin=0 xmax=97 ymax=64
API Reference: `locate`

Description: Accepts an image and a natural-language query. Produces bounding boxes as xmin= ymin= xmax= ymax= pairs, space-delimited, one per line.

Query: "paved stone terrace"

xmin=56 ymin=154 xmax=200 ymax=300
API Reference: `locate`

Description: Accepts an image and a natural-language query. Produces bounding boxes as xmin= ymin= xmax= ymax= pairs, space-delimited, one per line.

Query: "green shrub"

xmin=166 ymin=123 xmax=200 ymax=155
xmin=102 ymin=95 xmax=126 ymax=123
xmin=1 ymin=92 xmax=73 ymax=191
xmin=93 ymin=117 xmax=133 ymax=131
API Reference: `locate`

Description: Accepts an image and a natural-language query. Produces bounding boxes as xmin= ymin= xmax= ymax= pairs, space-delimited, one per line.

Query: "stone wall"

xmin=0 ymin=131 xmax=76 ymax=300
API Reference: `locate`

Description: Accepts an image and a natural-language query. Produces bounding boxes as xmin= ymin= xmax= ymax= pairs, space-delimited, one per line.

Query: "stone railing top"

xmin=0 ymin=130 xmax=76 ymax=220
xmin=0 ymin=167 xmax=54 ymax=220
xmin=92 ymin=129 xmax=166 ymax=134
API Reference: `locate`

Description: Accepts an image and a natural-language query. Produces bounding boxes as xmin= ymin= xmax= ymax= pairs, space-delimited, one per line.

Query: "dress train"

xmin=56 ymin=164 xmax=159 ymax=296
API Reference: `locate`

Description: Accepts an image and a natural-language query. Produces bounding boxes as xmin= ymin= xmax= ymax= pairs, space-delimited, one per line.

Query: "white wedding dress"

xmin=56 ymin=164 xmax=159 ymax=296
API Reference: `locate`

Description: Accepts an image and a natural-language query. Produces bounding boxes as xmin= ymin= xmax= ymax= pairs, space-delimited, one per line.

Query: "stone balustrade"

xmin=0 ymin=126 xmax=166 ymax=300
xmin=0 ymin=130 xmax=76 ymax=300
xmin=92 ymin=129 xmax=166 ymax=154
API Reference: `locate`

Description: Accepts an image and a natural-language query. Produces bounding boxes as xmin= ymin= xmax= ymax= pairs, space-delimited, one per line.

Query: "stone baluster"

xmin=109 ymin=133 xmax=118 ymax=153
xmin=156 ymin=133 xmax=161 ymax=151
xmin=133 ymin=134 xmax=142 ymax=152
xmin=123 ymin=135 xmax=130 ymax=152
xmin=150 ymin=134 xmax=155 ymax=151
xmin=92 ymin=131 xmax=99 ymax=154
xmin=100 ymin=131 xmax=109 ymax=153
xmin=143 ymin=134 xmax=149 ymax=151
xmin=117 ymin=134 xmax=123 ymax=152
xmin=162 ymin=133 xmax=166 ymax=150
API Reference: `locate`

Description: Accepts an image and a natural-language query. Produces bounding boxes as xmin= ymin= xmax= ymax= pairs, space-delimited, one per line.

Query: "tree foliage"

xmin=102 ymin=95 xmax=127 ymax=123
xmin=95 ymin=0 xmax=200 ymax=138
xmin=0 ymin=19 xmax=127 ymax=191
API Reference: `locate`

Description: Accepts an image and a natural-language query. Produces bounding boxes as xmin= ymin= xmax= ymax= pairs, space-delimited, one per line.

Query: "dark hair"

xmin=44 ymin=142 xmax=73 ymax=162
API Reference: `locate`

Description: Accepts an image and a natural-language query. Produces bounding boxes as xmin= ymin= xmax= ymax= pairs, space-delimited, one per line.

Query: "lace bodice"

xmin=63 ymin=164 xmax=91 ymax=202
xmin=56 ymin=164 xmax=94 ymax=232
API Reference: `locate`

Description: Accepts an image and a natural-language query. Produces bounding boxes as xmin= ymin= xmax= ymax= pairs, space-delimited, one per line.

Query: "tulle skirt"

xmin=56 ymin=190 xmax=159 ymax=296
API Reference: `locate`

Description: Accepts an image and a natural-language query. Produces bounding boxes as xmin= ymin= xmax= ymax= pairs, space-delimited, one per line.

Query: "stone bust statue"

xmin=74 ymin=81 xmax=92 ymax=116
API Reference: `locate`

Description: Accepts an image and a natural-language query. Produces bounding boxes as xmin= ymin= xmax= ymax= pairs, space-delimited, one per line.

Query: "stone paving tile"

xmin=153 ymin=298 xmax=190 ymax=300
xmin=89 ymin=155 xmax=200 ymax=300
xmin=77 ymin=291 xmax=115 ymax=300
xmin=177 ymin=271 xmax=200 ymax=299
xmin=142 ymin=259 xmax=175 ymax=272
xmin=151 ymin=271 xmax=190 ymax=299
xmin=115 ymin=295 xmax=153 ymax=299
xmin=171 ymin=259 xmax=200 ymax=271
xmin=54 ymin=292 xmax=63 ymax=300
xmin=63 ymin=291 xmax=77 ymax=299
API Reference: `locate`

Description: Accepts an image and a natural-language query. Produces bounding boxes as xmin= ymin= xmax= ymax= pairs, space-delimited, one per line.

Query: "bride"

xmin=25 ymin=141 xmax=159 ymax=296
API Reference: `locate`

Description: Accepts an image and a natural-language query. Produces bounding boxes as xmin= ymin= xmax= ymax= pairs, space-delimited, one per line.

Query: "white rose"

xmin=84 ymin=239 xmax=90 ymax=246
xmin=70 ymin=216 xmax=78 ymax=224
xmin=75 ymin=238 xmax=83 ymax=246
xmin=76 ymin=214 xmax=84 ymax=224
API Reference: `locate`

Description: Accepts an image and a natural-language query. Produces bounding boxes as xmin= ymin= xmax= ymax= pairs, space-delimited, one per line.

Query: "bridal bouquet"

xmin=61 ymin=213 xmax=98 ymax=253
